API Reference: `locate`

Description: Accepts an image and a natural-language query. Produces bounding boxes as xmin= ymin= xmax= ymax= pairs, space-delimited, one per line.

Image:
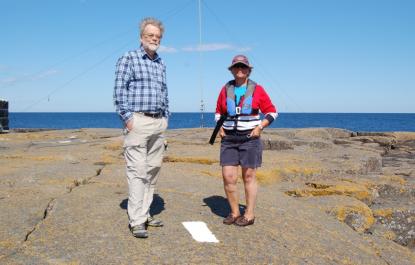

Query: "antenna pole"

xmin=198 ymin=0 xmax=204 ymax=128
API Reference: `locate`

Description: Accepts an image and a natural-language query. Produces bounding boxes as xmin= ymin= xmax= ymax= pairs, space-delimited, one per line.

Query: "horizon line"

xmin=7 ymin=111 xmax=415 ymax=114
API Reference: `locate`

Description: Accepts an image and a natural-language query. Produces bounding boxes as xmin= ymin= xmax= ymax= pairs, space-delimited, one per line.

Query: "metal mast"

xmin=198 ymin=0 xmax=205 ymax=128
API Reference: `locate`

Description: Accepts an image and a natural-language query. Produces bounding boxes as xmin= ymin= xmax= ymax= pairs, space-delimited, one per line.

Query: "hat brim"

xmin=228 ymin=62 xmax=253 ymax=70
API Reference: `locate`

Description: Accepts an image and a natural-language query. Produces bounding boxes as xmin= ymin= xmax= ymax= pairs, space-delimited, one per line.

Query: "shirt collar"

xmin=140 ymin=45 xmax=160 ymax=62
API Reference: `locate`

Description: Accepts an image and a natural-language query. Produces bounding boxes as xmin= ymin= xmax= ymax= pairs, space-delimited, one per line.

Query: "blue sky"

xmin=0 ymin=0 xmax=414 ymax=113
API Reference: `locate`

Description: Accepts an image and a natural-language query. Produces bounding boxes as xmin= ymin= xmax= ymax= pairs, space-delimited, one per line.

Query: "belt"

xmin=224 ymin=129 xmax=252 ymax=136
xmin=140 ymin=112 xmax=163 ymax=118
xmin=223 ymin=134 xmax=254 ymax=143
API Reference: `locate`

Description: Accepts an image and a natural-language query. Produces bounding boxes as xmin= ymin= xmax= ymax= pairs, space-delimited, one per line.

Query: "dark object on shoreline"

xmin=0 ymin=99 xmax=9 ymax=133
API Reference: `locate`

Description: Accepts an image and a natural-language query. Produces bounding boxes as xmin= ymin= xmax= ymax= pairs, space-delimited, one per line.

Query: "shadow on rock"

xmin=203 ymin=195 xmax=245 ymax=218
xmin=150 ymin=194 xmax=165 ymax=216
xmin=119 ymin=194 xmax=165 ymax=216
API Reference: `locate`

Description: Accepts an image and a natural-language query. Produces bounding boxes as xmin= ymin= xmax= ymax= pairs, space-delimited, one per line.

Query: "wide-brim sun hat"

xmin=228 ymin=54 xmax=253 ymax=70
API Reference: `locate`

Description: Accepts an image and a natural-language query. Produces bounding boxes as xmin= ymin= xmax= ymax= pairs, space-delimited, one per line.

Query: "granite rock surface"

xmin=0 ymin=128 xmax=414 ymax=264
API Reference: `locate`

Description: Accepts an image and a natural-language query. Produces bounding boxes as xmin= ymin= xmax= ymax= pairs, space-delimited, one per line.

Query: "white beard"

xmin=145 ymin=43 xmax=160 ymax=52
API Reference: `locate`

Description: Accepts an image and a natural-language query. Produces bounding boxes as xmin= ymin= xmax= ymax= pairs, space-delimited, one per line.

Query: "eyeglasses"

xmin=232 ymin=63 xmax=249 ymax=69
xmin=143 ymin=33 xmax=162 ymax=39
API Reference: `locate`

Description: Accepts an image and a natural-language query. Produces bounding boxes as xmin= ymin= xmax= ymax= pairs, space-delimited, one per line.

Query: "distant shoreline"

xmin=7 ymin=111 xmax=415 ymax=114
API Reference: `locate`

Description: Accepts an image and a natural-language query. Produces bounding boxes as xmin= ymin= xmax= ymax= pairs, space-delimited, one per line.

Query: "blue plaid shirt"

xmin=113 ymin=46 xmax=169 ymax=123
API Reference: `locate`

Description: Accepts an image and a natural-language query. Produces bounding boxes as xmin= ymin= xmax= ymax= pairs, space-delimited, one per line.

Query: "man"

xmin=113 ymin=17 xmax=169 ymax=238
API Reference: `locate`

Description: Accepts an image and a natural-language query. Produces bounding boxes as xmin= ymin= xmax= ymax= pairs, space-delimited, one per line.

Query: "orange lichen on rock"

xmin=382 ymin=230 xmax=397 ymax=240
xmin=379 ymin=175 xmax=407 ymax=185
xmin=283 ymin=165 xmax=322 ymax=176
xmin=95 ymin=153 xmax=123 ymax=166
xmin=200 ymin=170 xmax=221 ymax=178
xmin=0 ymin=154 xmax=61 ymax=162
xmin=103 ymin=140 xmax=123 ymax=151
xmin=372 ymin=208 xmax=394 ymax=218
xmin=256 ymin=169 xmax=283 ymax=184
xmin=285 ymin=181 xmax=373 ymax=202
xmin=30 ymin=155 xmax=62 ymax=161
xmin=163 ymin=156 xmax=218 ymax=165
xmin=333 ymin=204 xmax=375 ymax=233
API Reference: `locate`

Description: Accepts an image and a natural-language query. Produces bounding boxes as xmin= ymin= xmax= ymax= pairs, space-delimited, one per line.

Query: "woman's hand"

xmin=249 ymin=126 xmax=262 ymax=138
xmin=219 ymin=127 xmax=226 ymax=138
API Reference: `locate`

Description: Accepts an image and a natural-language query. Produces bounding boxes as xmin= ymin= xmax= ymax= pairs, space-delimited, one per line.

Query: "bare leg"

xmin=222 ymin=165 xmax=240 ymax=217
xmin=241 ymin=167 xmax=257 ymax=220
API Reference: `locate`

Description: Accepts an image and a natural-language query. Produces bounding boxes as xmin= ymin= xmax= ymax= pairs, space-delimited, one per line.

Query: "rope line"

xmin=21 ymin=41 xmax=132 ymax=112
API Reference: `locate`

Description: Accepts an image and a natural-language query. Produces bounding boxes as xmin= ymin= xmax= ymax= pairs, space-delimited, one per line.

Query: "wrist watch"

xmin=258 ymin=124 xmax=264 ymax=130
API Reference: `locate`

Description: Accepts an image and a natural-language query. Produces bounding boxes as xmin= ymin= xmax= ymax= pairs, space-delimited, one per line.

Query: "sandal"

xmin=235 ymin=216 xmax=255 ymax=226
xmin=223 ymin=214 xmax=240 ymax=225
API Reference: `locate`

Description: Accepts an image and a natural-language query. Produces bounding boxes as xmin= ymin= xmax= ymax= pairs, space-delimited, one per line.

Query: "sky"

xmin=0 ymin=0 xmax=414 ymax=113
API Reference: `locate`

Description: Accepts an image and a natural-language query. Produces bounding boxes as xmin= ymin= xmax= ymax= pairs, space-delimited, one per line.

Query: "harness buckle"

xmin=235 ymin=107 xmax=241 ymax=115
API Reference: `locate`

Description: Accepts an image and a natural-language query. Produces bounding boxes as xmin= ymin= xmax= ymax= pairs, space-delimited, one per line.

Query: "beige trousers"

xmin=123 ymin=113 xmax=168 ymax=227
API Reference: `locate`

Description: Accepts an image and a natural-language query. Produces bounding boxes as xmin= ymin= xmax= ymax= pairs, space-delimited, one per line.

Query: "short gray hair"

xmin=140 ymin=17 xmax=164 ymax=37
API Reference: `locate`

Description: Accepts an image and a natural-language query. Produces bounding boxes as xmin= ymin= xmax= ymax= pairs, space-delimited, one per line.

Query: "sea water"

xmin=8 ymin=112 xmax=415 ymax=132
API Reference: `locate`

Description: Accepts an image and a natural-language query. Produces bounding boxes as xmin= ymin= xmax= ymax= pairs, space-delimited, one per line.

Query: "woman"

xmin=215 ymin=55 xmax=277 ymax=226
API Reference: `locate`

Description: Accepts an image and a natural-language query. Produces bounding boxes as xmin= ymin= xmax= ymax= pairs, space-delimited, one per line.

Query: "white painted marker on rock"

xmin=182 ymin=221 xmax=219 ymax=243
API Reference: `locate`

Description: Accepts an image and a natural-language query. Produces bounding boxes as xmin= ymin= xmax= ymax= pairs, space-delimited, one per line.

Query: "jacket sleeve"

xmin=256 ymin=85 xmax=278 ymax=121
xmin=215 ymin=86 xmax=227 ymax=121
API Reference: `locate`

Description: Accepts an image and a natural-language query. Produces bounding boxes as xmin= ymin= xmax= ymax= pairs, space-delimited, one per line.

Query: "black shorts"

xmin=220 ymin=135 xmax=263 ymax=168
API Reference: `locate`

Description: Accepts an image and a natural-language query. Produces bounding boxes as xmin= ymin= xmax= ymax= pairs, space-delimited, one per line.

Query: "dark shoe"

xmin=223 ymin=214 xmax=240 ymax=225
xmin=235 ymin=216 xmax=255 ymax=226
xmin=130 ymin=223 xmax=148 ymax=238
xmin=147 ymin=216 xmax=164 ymax=227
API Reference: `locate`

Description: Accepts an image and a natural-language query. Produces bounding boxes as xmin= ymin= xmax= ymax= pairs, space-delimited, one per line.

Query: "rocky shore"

xmin=0 ymin=128 xmax=414 ymax=264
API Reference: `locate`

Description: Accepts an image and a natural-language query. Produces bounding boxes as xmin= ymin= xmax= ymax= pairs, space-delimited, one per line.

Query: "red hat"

xmin=228 ymin=54 xmax=253 ymax=70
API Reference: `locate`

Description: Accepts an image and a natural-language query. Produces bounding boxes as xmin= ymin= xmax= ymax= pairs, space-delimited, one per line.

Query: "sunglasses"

xmin=232 ymin=63 xmax=249 ymax=69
